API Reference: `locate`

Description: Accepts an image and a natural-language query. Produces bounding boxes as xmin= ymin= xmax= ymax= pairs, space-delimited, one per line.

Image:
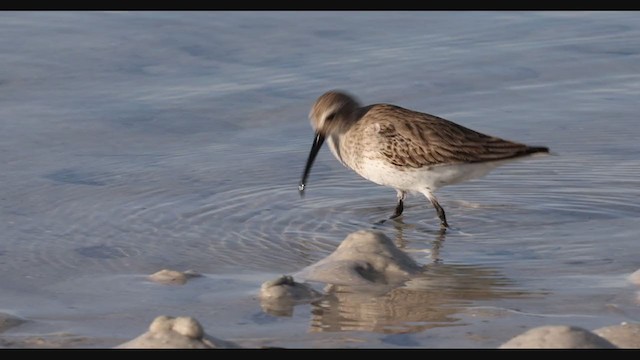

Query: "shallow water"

xmin=0 ymin=11 xmax=639 ymax=348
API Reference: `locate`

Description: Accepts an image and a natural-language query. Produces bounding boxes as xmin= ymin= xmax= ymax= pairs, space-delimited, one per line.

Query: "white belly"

xmin=355 ymin=158 xmax=510 ymax=192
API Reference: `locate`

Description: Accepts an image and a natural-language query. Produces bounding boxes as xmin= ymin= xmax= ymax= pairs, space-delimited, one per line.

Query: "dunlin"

xmin=299 ymin=90 xmax=549 ymax=228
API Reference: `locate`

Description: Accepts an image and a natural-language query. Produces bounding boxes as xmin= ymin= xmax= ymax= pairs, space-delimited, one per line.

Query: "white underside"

xmin=354 ymin=157 xmax=516 ymax=193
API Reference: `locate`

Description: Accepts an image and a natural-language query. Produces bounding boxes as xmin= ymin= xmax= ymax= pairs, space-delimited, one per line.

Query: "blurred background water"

xmin=0 ymin=11 xmax=638 ymax=348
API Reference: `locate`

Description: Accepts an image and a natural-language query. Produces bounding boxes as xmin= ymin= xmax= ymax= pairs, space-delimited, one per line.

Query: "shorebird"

xmin=298 ymin=90 xmax=549 ymax=229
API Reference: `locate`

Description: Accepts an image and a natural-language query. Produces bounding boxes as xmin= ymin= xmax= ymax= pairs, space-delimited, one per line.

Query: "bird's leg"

xmin=424 ymin=191 xmax=449 ymax=228
xmin=390 ymin=190 xmax=406 ymax=219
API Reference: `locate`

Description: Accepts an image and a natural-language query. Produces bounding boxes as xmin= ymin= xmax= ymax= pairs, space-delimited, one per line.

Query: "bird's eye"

xmin=326 ymin=112 xmax=336 ymax=121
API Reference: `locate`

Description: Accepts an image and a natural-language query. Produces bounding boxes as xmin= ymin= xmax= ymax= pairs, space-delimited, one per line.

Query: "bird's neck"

xmin=327 ymin=134 xmax=347 ymax=167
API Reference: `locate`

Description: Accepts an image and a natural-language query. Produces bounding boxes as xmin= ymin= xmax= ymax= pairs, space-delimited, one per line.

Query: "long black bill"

xmin=298 ymin=132 xmax=325 ymax=197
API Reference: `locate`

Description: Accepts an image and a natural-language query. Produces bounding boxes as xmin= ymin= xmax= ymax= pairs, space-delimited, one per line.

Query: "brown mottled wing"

xmin=369 ymin=104 xmax=547 ymax=168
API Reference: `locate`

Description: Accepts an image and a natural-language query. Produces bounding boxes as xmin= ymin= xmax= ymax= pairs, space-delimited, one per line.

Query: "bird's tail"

xmin=522 ymin=146 xmax=550 ymax=155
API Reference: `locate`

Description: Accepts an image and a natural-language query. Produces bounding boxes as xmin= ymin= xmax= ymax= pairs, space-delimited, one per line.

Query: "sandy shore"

xmin=2 ymin=232 xmax=638 ymax=348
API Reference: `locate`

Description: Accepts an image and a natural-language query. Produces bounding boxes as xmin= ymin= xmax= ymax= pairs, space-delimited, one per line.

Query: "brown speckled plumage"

xmin=363 ymin=104 xmax=547 ymax=168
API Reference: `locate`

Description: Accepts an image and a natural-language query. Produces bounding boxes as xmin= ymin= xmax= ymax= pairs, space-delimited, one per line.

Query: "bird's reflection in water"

xmin=379 ymin=218 xmax=446 ymax=262
xmin=309 ymin=263 xmax=528 ymax=334
xmin=308 ymin=222 xmax=528 ymax=334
